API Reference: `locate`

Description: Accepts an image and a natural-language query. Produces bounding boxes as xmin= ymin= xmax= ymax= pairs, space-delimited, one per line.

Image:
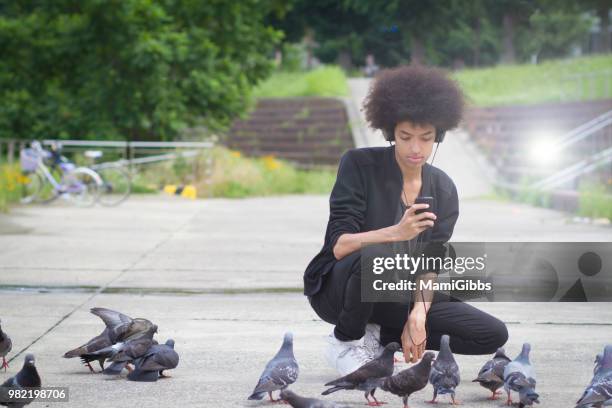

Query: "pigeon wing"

xmin=90 ymin=308 xmax=133 ymax=328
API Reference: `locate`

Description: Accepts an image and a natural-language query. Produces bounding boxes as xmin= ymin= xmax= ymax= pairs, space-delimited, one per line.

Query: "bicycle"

xmin=86 ymin=150 xmax=132 ymax=206
xmin=20 ymin=141 xmax=102 ymax=207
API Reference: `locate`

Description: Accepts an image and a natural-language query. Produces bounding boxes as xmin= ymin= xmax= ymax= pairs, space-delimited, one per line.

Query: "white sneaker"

xmin=324 ymin=334 xmax=372 ymax=376
xmin=363 ymin=323 xmax=384 ymax=359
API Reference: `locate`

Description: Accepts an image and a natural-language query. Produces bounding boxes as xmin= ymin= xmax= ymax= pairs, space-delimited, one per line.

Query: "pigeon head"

xmin=143 ymin=324 xmax=158 ymax=337
xmin=440 ymin=334 xmax=450 ymax=347
xmin=595 ymin=353 xmax=602 ymax=364
xmin=384 ymin=342 xmax=401 ymax=354
xmin=165 ymin=339 xmax=175 ymax=348
xmin=24 ymin=354 xmax=36 ymax=366
xmin=276 ymin=332 xmax=295 ymax=357
xmin=601 ymin=344 xmax=612 ymax=369
xmin=516 ymin=343 xmax=531 ymax=363
xmin=494 ymin=347 xmax=506 ymax=358
xmin=437 ymin=335 xmax=454 ymax=360
xmin=279 ymin=389 xmax=296 ymax=402
xmin=422 ymin=351 xmax=436 ymax=364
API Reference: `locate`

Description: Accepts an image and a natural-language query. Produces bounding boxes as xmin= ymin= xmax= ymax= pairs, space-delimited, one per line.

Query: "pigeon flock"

xmin=0 ymin=313 xmax=610 ymax=407
xmin=63 ymin=307 xmax=178 ymax=382
xmin=0 ymin=307 xmax=179 ymax=407
xmin=248 ymin=332 xmax=612 ymax=408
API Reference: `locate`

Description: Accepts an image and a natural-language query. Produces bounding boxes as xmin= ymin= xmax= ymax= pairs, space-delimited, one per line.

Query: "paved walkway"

xmin=0 ymin=196 xmax=610 ymax=407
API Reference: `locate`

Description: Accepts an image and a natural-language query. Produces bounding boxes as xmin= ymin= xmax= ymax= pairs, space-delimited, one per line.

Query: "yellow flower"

xmin=230 ymin=150 xmax=242 ymax=158
xmin=262 ymin=155 xmax=281 ymax=171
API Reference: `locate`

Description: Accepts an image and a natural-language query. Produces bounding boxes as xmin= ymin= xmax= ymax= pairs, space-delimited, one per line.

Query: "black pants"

xmin=308 ymin=252 xmax=508 ymax=354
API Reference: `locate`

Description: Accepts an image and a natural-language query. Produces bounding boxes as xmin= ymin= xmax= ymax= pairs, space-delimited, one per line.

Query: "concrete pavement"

xmin=0 ymin=195 xmax=611 ymax=407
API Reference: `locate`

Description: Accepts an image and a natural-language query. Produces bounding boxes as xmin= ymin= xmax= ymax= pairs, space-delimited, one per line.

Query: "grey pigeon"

xmin=63 ymin=327 xmax=112 ymax=372
xmin=575 ymin=344 xmax=612 ymax=408
xmin=428 ymin=335 xmax=461 ymax=405
xmin=83 ymin=324 xmax=157 ymax=375
xmin=322 ymin=342 xmax=401 ymax=406
xmin=90 ymin=307 xmax=156 ymax=343
xmin=248 ymin=332 xmax=299 ymax=402
xmin=380 ymin=351 xmax=435 ymax=408
xmin=0 ymin=354 xmax=41 ymax=408
xmin=0 ymin=319 xmax=11 ymax=372
xmin=473 ymin=347 xmax=511 ymax=400
xmin=503 ymin=343 xmax=539 ymax=407
xmin=280 ymin=389 xmax=350 ymax=408
xmin=127 ymin=339 xmax=179 ymax=382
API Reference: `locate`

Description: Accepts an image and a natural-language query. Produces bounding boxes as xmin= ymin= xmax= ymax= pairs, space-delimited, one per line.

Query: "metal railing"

xmin=529 ymin=109 xmax=612 ymax=191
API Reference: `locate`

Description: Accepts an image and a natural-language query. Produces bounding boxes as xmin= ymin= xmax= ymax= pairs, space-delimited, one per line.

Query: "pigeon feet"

xmin=488 ymin=390 xmax=502 ymax=400
xmin=425 ymin=399 xmax=438 ymax=404
xmin=450 ymin=396 xmax=461 ymax=405
xmin=365 ymin=402 xmax=384 ymax=407
xmin=85 ymin=362 xmax=96 ymax=373
xmin=1 ymin=357 xmax=8 ymax=371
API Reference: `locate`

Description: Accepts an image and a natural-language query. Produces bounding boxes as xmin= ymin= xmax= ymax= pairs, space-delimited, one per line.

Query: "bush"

xmin=0 ymin=164 xmax=25 ymax=212
xmin=578 ymin=182 xmax=612 ymax=221
xmin=130 ymin=146 xmax=337 ymax=198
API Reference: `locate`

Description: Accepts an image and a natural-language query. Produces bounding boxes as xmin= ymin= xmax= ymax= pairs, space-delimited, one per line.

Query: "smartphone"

xmin=414 ymin=196 xmax=434 ymax=216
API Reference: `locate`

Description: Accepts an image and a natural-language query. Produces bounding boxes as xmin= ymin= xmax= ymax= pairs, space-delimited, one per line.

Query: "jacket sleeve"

xmin=418 ymin=179 xmax=459 ymax=275
xmin=327 ymin=150 xmax=367 ymax=252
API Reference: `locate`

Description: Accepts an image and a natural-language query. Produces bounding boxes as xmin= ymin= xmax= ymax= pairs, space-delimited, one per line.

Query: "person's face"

xmin=393 ymin=121 xmax=436 ymax=169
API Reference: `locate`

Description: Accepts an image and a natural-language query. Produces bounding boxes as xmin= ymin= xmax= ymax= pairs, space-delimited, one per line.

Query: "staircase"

xmin=226 ymin=98 xmax=354 ymax=166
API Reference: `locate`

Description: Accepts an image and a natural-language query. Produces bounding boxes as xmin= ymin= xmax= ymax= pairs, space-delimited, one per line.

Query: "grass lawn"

xmin=453 ymin=55 xmax=612 ymax=106
xmin=251 ymin=66 xmax=348 ymax=99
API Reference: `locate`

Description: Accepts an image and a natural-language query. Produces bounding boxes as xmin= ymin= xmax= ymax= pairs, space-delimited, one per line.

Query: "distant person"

xmin=363 ymin=54 xmax=379 ymax=77
xmin=304 ymin=65 xmax=508 ymax=375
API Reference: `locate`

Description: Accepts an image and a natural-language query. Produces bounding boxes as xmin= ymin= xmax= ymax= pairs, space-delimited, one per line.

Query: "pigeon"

xmin=90 ymin=307 xmax=156 ymax=343
xmin=428 ymin=335 xmax=461 ymax=405
xmin=127 ymin=339 xmax=179 ymax=382
xmin=503 ymin=343 xmax=539 ymax=407
xmin=473 ymin=347 xmax=511 ymax=400
xmin=83 ymin=324 xmax=157 ymax=375
xmin=322 ymin=342 xmax=401 ymax=407
xmin=380 ymin=351 xmax=435 ymax=408
xmin=248 ymin=332 xmax=299 ymax=402
xmin=0 ymin=319 xmax=11 ymax=372
xmin=0 ymin=354 xmax=41 ymax=408
xmin=279 ymin=389 xmax=351 ymax=408
xmin=575 ymin=344 xmax=612 ymax=408
xmin=63 ymin=327 xmax=113 ymax=372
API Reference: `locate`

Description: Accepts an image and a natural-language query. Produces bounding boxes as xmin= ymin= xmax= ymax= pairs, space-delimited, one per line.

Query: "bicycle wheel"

xmin=19 ymin=172 xmax=44 ymax=204
xmin=96 ymin=166 xmax=131 ymax=206
xmin=62 ymin=167 xmax=102 ymax=207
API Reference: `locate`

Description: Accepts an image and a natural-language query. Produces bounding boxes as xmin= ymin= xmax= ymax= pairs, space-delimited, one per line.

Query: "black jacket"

xmin=303 ymin=145 xmax=459 ymax=296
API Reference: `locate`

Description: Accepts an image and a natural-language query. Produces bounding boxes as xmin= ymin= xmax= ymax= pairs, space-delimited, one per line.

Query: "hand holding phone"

xmin=414 ymin=196 xmax=435 ymax=216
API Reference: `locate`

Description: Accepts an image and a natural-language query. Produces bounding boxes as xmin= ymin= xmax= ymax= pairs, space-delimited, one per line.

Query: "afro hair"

xmin=363 ymin=65 xmax=465 ymax=141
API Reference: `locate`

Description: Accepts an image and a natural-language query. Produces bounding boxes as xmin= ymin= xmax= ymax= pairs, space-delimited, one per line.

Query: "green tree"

xmin=0 ymin=0 xmax=283 ymax=141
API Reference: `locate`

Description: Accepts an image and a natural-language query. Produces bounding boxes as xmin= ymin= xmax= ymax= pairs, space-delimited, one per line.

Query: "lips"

xmin=408 ymin=156 xmax=423 ymax=163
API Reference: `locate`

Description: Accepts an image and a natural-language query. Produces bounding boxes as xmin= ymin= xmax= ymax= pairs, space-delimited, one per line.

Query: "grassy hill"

xmin=253 ymin=55 xmax=612 ymax=106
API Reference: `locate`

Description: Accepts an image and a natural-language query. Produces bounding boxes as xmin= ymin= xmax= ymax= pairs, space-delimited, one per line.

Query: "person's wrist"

xmin=409 ymin=307 xmax=427 ymax=322
xmin=386 ymin=225 xmax=401 ymax=242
